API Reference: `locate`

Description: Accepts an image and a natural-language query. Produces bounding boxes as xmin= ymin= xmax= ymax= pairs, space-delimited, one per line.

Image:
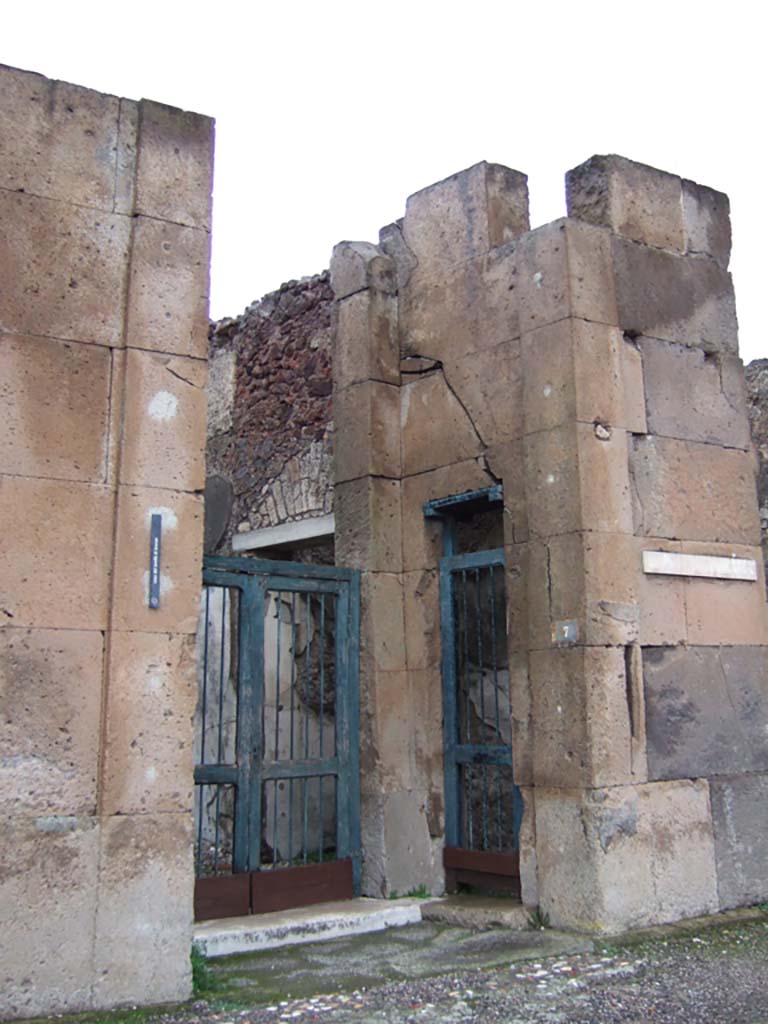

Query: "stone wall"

xmin=205 ymin=274 xmax=333 ymax=554
xmin=0 ymin=65 xmax=213 ymax=1017
xmin=331 ymin=156 xmax=768 ymax=929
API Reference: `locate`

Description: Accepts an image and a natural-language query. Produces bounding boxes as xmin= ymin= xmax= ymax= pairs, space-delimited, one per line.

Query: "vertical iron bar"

xmin=475 ymin=567 xmax=489 ymax=849
xmin=288 ymin=592 xmax=296 ymax=861
xmin=461 ymin=570 xmax=470 ymax=747
xmin=303 ymin=593 xmax=311 ymax=863
xmin=200 ymin=587 xmax=210 ymax=765
xmin=490 ymin=565 xmax=501 ymax=741
xmin=213 ymin=589 xmax=227 ymax=872
xmin=318 ymin=594 xmax=326 ymax=861
xmin=467 ymin=765 xmax=474 ymax=849
xmin=195 ymin=784 xmax=204 ymax=876
xmin=272 ymin=780 xmax=278 ymax=867
xmin=272 ymin=592 xmax=282 ymax=866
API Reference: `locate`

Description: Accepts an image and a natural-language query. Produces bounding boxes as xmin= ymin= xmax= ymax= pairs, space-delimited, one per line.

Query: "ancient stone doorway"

xmin=193 ymin=556 xmax=361 ymax=920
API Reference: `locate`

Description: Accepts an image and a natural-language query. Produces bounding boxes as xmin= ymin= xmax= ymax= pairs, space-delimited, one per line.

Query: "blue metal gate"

xmin=440 ymin=547 xmax=523 ymax=891
xmin=193 ymin=556 xmax=361 ymax=920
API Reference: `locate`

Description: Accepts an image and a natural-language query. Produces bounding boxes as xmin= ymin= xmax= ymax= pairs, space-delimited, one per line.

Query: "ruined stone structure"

xmin=3 ymin=57 xmax=768 ymax=1022
xmin=0 ymin=65 xmax=213 ymax=1017
xmin=328 ymin=157 xmax=768 ymax=927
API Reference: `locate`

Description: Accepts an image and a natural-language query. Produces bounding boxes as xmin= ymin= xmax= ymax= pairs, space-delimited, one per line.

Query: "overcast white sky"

xmin=5 ymin=1 xmax=766 ymax=361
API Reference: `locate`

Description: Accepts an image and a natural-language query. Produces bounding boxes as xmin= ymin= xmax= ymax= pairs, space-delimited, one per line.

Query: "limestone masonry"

xmin=2 ymin=60 xmax=768 ymax=1021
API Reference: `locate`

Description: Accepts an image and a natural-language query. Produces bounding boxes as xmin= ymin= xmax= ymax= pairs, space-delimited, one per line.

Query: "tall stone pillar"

xmin=525 ymin=155 xmax=768 ymax=930
xmin=0 ymin=66 xmax=213 ymax=1015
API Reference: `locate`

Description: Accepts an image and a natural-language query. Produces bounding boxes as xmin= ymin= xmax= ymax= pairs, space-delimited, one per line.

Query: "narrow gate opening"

xmin=429 ymin=488 xmax=523 ymax=898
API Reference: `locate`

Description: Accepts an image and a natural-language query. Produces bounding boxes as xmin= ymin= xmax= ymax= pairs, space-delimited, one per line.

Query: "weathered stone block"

xmin=578 ymin=423 xmax=634 ymax=534
xmin=566 ymin=155 xmax=684 ymax=252
xmin=330 ymin=241 xmax=396 ymax=300
xmin=0 ymin=65 xmax=120 ymax=209
xmin=101 ymin=632 xmax=197 ymax=816
xmin=120 ymin=348 xmax=207 ymax=492
xmin=644 ymin=645 xmax=768 ymax=780
xmin=522 ymin=320 xmax=645 ymax=435
xmin=402 ymin=161 xmax=528 ymax=280
xmin=125 ymin=216 xmax=210 ymax=359
xmin=134 ymin=99 xmax=214 ymax=230
xmin=486 ymin=440 xmax=528 ymax=544
xmin=629 ymin=435 xmax=760 ymax=544
xmin=0 ymin=629 xmax=103 ymax=817
xmin=518 ymin=786 xmax=538 ymax=907
xmin=403 ymin=569 xmax=440 ymax=670
xmin=0 ymin=477 xmax=113 ymax=630
xmin=682 ymin=541 xmax=768 ymax=645
xmin=111 ymin=485 xmax=203 ymax=634
xmin=399 ymin=247 xmax=521 ymax=365
xmin=641 ymin=338 xmax=749 ymax=448
xmin=360 ymin=572 xmax=406 ymax=674
xmin=409 ymin=667 xmax=445 ymax=798
xmin=382 ymin=790 xmax=442 ymax=896
xmin=0 ymin=816 xmax=100 ymax=1018
xmin=334 ymin=289 xmax=399 ymax=389
xmin=710 ymin=773 xmax=768 ymax=909
xmin=516 ymin=219 xmax=617 ymax=343
xmin=114 ymin=98 xmax=139 ymax=216
xmin=334 ymin=380 xmax=401 ymax=483
xmin=509 ymin=650 xmax=533 ymax=786
xmin=401 ymin=370 xmax=483 ymax=477
xmin=400 ymin=459 xmax=495 ymax=571
xmin=613 ymin=236 xmax=738 ymax=353
xmin=334 ymin=477 xmax=402 ymax=572
xmin=0 ymin=190 xmax=131 ymax=345
xmin=0 ymin=334 xmax=112 ymax=481
xmin=530 ymin=646 xmax=632 ymax=788
xmin=93 ymin=813 xmax=193 ymax=1006
xmin=636 ymin=538 xmax=687 ymax=646
xmin=371 ymin=671 xmax=413 ymax=791
xmin=536 ymin=780 xmax=718 ymax=932
xmin=682 ymin=178 xmax=731 ymax=269
xmin=524 ymin=424 xmax=581 ymax=537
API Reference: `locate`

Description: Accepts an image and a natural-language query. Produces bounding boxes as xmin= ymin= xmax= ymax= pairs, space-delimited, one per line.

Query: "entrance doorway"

xmin=193 ymin=556 xmax=361 ymax=921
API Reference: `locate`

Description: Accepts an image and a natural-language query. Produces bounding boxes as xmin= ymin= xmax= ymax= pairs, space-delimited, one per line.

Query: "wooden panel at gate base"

xmin=195 ymin=874 xmax=250 ymax=922
xmin=250 ymin=858 xmax=354 ymax=914
xmin=443 ymin=846 xmax=520 ymax=876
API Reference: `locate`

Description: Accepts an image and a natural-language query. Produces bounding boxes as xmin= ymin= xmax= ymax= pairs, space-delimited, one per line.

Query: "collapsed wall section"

xmin=0 ymin=64 xmax=213 ymax=1016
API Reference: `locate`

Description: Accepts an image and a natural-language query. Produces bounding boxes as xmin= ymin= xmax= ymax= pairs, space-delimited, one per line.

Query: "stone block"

xmin=505 ymin=541 xmax=531 ymax=654
xmin=530 ymin=646 xmax=632 ymax=788
xmin=400 ymin=459 xmax=494 ymax=571
xmin=644 ymin=645 xmax=768 ymax=780
xmin=0 ymin=65 xmax=120 ymax=209
xmin=101 ymin=631 xmax=197 ymax=816
xmin=578 ymin=423 xmax=634 ymax=534
xmin=486 ymin=440 xmax=528 ymax=544
xmin=0 ymin=334 xmax=112 ymax=481
xmin=641 ymin=338 xmax=749 ymax=448
xmin=636 ymin=537 xmax=687 ymax=646
xmin=0 ymin=628 xmax=103 ymax=817
xmin=0 ymin=816 xmax=100 ymax=1018
xmin=566 ymin=155 xmax=684 ymax=252
xmin=399 ymin=246 xmax=521 ymax=364
xmin=0 ymin=477 xmax=113 ymax=630
xmin=0 ymin=190 xmax=131 ymax=345
xmin=509 ymin=650 xmax=533 ymax=786
xmin=629 ymin=435 xmax=761 ymax=544
xmin=114 ymin=98 xmax=139 ymax=215
xmin=682 ymin=541 xmax=768 ymax=645
xmin=111 ymin=485 xmax=204 ymax=634
xmin=441 ymin=338 xmax=523 ymax=448
xmin=401 ymin=370 xmax=483 ymax=477
xmin=207 ymin=348 xmax=236 ymax=438
xmin=334 ymin=477 xmax=403 ymax=572
xmin=536 ymin=780 xmax=718 ymax=932
xmin=330 ymin=241 xmax=396 ymax=299
xmin=334 ymin=289 xmax=399 ymax=389
xmin=382 ymin=790 xmax=442 ymax=896
xmin=105 ymin=349 xmax=126 ymax=490
xmin=334 ymin=380 xmax=401 ymax=483
xmin=402 ymin=162 xmax=528 ymax=280
xmin=522 ymin=319 xmax=645 ymax=435
xmin=125 ymin=216 xmax=210 ymax=359
xmin=134 ymin=99 xmax=214 ymax=230
xmin=371 ymin=670 xmax=413 ymax=791
xmin=613 ymin=236 xmax=738 ymax=354
xmin=119 ymin=348 xmax=207 ymax=492
xmin=403 ymin=569 xmax=440 ymax=670
xmin=93 ymin=813 xmax=193 ymax=1007
xmin=524 ymin=424 xmax=581 ymax=537
xmin=360 ymin=572 xmax=406 ymax=674
xmin=682 ymin=178 xmax=731 ymax=269
xmin=710 ymin=773 xmax=768 ymax=909
xmin=408 ymin=667 xmax=444 ymax=795
xmin=518 ymin=786 xmax=538 ymax=907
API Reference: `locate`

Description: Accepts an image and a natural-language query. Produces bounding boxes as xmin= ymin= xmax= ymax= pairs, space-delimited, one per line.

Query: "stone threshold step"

xmin=193 ymin=895 xmax=533 ymax=958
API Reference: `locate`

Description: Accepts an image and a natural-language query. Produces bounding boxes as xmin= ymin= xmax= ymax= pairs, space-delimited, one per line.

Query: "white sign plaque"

xmin=642 ymin=550 xmax=758 ymax=582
